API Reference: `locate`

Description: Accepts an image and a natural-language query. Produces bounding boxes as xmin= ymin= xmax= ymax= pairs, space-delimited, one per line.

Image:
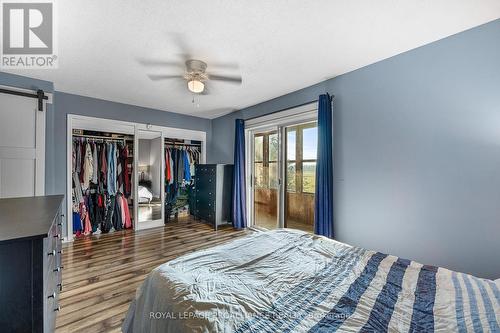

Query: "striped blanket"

xmin=123 ymin=229 xmax=500 ymax=333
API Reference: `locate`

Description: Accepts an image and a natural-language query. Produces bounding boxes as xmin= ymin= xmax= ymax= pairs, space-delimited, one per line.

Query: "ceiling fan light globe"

xmin=188 ymin=80 xmax=204 ymax=93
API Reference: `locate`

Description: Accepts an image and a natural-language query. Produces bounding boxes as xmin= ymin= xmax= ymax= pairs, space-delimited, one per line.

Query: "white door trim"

xmin=244 ymin=103 xmax=318 ymax=228
xmin=245 ymin=124 xmax=281 ymax=228
xmin=245 ymin=128 xmax=253 ymax=227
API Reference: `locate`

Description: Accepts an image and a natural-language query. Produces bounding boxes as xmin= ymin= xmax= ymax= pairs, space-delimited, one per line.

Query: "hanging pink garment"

xmin=120 ymin=194 xmax=126 ymax=228
xmin=165 ymin=148 xmax=171 ymax=183
xmin=122 ymin=196 xmax=132 ymax=229
xmin=80 ymin=202 xmax=92 ymax=235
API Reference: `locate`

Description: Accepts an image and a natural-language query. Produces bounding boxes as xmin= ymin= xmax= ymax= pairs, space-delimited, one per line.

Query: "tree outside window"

xmin=254 ymin=122 xmax=317 ymax=194
xmin=286 ymin=123 xmax=317 ymax=194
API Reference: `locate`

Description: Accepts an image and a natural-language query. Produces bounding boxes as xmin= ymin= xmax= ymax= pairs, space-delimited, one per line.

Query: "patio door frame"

xmin=246 ymin=124 xmax=283 ymax=228
xmin=245 ymin=102 xmax=318 ymax=228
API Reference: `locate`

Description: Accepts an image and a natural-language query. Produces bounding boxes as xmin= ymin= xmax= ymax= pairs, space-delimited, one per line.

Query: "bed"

xmin=138 ymin=185 xmax=153 ymax=204
xmin=123 ymin=229 xmax=500 ymax=332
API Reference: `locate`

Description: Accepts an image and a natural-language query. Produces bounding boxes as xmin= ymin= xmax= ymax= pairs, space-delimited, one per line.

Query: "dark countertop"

xmin=0 ymin=195 xmax=64 ymax=242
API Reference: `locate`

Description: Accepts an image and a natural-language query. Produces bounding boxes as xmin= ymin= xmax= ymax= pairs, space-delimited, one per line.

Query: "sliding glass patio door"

xmin=250 ymin=127 xmax=280 ymax=229
xmin=284 ymin=123 xmax=317 ymax=232
xmin=248 ymin=120 xmax=317 ymax=232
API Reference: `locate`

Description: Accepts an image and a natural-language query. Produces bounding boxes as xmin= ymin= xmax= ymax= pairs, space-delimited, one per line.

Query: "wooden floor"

xmin=255 ymin=210 xmax=314 ymax=233
xmin=56 ymin=217 xmax=248 ymax=333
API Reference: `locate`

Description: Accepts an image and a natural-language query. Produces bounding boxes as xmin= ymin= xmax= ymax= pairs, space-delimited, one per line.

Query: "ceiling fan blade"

xmin=147 ymin=74 xmax=184 ymax=81
xmin=208 ymin=74 xmax=242 ymax=84
xmin=138 ymin=58 xmax=184 ymax=67
xmin=209 ymin=62 xmax=239 ymax=70
xmin=169 ymin=32 xmax=191 ymax=59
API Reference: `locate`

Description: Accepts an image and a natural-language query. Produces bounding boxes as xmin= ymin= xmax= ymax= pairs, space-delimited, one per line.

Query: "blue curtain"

xmin=314 ymin=94 xmax=334 ymax=238
xmin=232 ymin=119 xmax=247 ymax=229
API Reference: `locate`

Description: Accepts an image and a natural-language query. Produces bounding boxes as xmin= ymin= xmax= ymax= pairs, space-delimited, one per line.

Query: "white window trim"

xmin=244 ymin=102 xmax=318 ymax=228
xmin=245 ymin=102 xmax=317 ymax=130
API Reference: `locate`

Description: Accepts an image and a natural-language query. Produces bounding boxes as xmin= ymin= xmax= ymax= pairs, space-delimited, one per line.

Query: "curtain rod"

xmin=245 ymin=94 xmax=334 ymax=121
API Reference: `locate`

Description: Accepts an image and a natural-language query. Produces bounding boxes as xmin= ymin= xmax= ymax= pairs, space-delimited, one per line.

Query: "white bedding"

xmin=123 ymin=229 xmax=500 ymax=333
xmin=138 ymin=185 xmax=153 ymax=203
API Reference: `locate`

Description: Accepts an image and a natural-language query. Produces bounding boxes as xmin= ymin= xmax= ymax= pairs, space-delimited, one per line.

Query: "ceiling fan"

xmin=146 ymin=59 xmax=242 ymax=94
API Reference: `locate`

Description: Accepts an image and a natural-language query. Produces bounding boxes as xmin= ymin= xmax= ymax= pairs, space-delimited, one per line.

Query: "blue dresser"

xmin=193 ymin=164 xmax=233 ymax=230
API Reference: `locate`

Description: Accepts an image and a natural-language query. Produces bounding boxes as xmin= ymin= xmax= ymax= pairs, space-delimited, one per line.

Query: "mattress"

xmin=123 ymin=229 xmax=500 ymax=332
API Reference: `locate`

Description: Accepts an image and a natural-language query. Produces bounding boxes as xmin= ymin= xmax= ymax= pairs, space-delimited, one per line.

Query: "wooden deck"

xmin=56 ymin=217 xmax=248 ymax=333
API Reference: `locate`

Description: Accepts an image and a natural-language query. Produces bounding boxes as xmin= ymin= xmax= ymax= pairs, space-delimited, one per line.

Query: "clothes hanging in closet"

xmin=107 ymin=142 xmax=117 ymax=195
xmin=71 ymin=138 xmax=133 ymax=237
xmin=164 ymin=145 xmax=200 ymax=218
xmin=183 ymin=150 xmax=191 ymax=182
xmin=122 ymin=146 xmax=131 ymax=197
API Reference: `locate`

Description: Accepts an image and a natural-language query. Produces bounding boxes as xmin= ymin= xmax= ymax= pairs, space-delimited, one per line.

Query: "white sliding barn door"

xmin=0 ymin=92 xmax=45 ymax=198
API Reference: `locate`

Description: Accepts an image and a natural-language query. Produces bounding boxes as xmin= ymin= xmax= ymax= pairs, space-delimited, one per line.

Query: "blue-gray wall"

xmin=210 ymin=19 xmax=500 ymax=279
xmin=2 ymin=19 xmax=499 ymax=278
xmin=0 ymin=72 xmax=211 ymax=237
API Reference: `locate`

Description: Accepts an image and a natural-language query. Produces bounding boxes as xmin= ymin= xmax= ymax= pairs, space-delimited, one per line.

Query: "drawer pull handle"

xmin=53 ymin=267 xmax=63 ymax=272
xmin=57 ymin=249 xmax=63 ymax=254
xmin=54 ymin=306 xmax=61 ymax=312
xmin=48 ymin=292 xmax=56 ymax=299
xmin=57 ymin=283 xmax=63 ymax=292
xmin=54 ymin=234 xmax=61 ymax=238
xmin=48 ymin=250 xmax=56 ymax=256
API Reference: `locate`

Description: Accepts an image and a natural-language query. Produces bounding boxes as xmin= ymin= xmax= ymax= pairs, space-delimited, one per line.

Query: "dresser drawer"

xmin=195 ymin=176 xmax=216 ymax=184
xmin=49 ymin=213 xmax=63 ymax=239
xmin=196 ymin=204 xmax=215 ymax=216
xmin=45 ymin=232 xmax=62 ymax=271
xmin=196 ymin=212 xmax=215 ymax=223
xmin=43 ymin=213 xmax=63 ymax=313
xmin=44 ymin=235 xmax=62 ymax=287
xmin=43 ymin=219 xmax=62 ymax=333
xmin=45 ymin=256 xmax=62 ymax=294
xmin=44 ymin=279 xmax=61 ymax=333
xmin=196 ymin=166 xmax=216 ymax=175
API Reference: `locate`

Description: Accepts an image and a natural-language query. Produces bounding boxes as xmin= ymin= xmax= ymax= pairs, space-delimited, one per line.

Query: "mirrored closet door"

xmin=135 ymin=129 xmax=164 ymax=229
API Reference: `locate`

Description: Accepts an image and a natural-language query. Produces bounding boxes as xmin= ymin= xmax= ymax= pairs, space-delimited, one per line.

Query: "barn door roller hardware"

xmin=0 ymin=87 xmax=49 ymax=111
